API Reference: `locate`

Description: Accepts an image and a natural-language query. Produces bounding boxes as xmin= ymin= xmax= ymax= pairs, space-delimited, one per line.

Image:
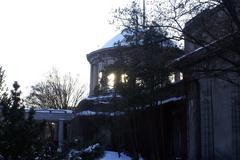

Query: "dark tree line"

xmin=0 ymin=68 xmax=64 ymax=160
xmin=0 ymin=82 xmax=42 ymax=159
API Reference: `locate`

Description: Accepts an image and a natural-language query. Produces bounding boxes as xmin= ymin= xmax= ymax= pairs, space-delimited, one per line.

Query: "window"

xmin=107 ymin=73 xmax=115 ymax=89
xmin=136 ymin=77 xmax=144 ymax=87
xmin=121 ymin=73 xmax=128 ymax=83
xmin=169 ymin=72 xmax=184 ymax=83
xmin=180 ymin=72 xmax=183 ymax=80
xmin=98 ymin=72 xmax=102 ymax=83
xmin=169 ymin=73 xmax=176 ymax=83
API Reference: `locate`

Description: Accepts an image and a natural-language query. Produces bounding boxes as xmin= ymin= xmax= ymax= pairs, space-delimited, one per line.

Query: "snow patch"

xmin=25 ymin=109 xmax=73 ymax=114
xmin=77 ymin=110 xmax=97 ymax=116
xmin=102 ymin=33 xmax=128 ymax=48
xmin=157 ymin=96 xmax=184 ymax=105
xmin=100 ymin=151 xmax=131 ymax=160
xmin=84 ymin=143 xmax=100 ymax=153
xmin=77 ymin=110 xmax=125 ymax=117
xmin=101 ymin=151 xmax=144 ymax=160
xmin=174 ymin=32 xmax=234 ymax=63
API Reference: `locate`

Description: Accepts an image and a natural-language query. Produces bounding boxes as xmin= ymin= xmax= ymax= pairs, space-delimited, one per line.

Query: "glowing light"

xmin=136 ymin=77 xmax=144 ymax=86
xmin=98 ymin=72 xmax=103 ymax=83
xmin=180 ymin=72 xmax=183 ymax=80
xmin=121 ymin=73 xmax=128 ymax=83
xmin=99 ymin=72 xmax=102 ymax=79
xmin=107 ymin=73 xmax=115 ymax=88
xmin=169 ymin=73 xmax=175 ymax=83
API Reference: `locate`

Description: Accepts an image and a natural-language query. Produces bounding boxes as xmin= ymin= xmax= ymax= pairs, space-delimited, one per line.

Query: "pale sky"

xmin=0 ymin=0 xmax=131 ymax=96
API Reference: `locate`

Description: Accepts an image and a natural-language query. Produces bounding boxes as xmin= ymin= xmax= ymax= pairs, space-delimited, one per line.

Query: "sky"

xmin=0 ymin=0 xmax=131 ymax=97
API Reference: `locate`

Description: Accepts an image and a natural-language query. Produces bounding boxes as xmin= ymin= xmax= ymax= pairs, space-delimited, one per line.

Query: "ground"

xmin=100 ymin=151 xmax=144 ymax=160
xmin=100 ymin=151 xmax=131 ymax=160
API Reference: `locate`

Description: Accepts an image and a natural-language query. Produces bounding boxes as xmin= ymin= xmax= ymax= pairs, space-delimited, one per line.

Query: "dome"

xmin=102 ymin=32 xmax=129 ymax=49
xmin=102 ymin=29 xmax=175 ymax=49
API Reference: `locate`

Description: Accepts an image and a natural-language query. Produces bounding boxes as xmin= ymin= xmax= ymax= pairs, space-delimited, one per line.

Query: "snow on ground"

xmin=157 ymin=96 xmax=184 ymax=105
xmin=100 ymin=151 xmax=144 ymax=160
xmin=100 ymin=151 xmax=132 ymax=160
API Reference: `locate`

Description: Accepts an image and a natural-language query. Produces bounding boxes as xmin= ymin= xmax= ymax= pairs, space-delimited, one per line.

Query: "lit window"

xmin=136 ymin=77 xmax=144 ymax=86
xmin=121 ymin=73 xmax=128 ymax=83
xmin=98 ymin=72 xmax=102 ymax=83
xmin=169 ymin=73 xmax=175 ymax=83
xmin=107 ymin=73 xmax=115 ymax=89
xmin=169 ymin=72 xmax=183 ymax=83
xmin=180 ymin=72 xmax=183 ymax=80
xmin=99 ymin=72 xmax=102 ymax=79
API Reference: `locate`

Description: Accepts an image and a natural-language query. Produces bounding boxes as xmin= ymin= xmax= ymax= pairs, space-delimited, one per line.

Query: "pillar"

xmin=58 ymin=119 xmax=64 ymax=152
xmin=89 ymin=64 xmax=94 ymax=95
xmin=90 ymin=64 xmax=99 ymax=95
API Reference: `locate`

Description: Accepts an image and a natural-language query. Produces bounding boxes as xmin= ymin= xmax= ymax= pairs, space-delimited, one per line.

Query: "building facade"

xmin=84 ymin=5 xmax=240 ymax=159
xmin=174 ymin=7 xmax=240 ymax=159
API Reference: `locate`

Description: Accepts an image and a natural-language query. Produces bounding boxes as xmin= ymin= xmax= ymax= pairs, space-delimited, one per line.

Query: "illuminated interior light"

xmin=107 ymin=73 xmax=115 ymax=89
xmin=121 ymin=73 xmax=128 ymax=83
xmin=169 ymin=73 xmax=175 ymax=83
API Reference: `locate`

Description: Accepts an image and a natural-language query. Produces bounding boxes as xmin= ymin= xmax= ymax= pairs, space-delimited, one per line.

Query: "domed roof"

xmin=101 ymin=28 xmax=175 ymax=49
xmin=102 ymin=31 xmax=129 ymax=49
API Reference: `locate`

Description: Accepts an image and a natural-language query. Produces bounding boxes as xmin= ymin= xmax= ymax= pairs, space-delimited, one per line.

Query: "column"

xmin=90 ymin=64 xmax=99 ymax=95
xmin=233 ymin=84 xmax=240 ymax=160
xmin=58 ymin=119 xmax=64 ymax=152
xmin=200 ymin=79 xmax=214 ymax=160
xmin=89 ymin=64 xmax=94 ymax=95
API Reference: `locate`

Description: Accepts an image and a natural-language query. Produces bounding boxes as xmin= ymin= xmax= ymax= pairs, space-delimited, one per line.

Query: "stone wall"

xmin=184 ymin=6 xmax=236 ymax=53
xmin=181 ymin=5 xmax=240 ymax=159
xmin=183 ymin=47 xmax=240 ymax=160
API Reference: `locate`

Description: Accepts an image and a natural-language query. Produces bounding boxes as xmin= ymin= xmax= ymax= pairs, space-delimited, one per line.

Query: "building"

xmin=80 ymin=4 xmax=240 ymax=160
xmin=173 ymin=6 xmax=240 ymax=160
xmin=86 ymin=29 xmax=181 ymax=96
xmin=83 ymin=28 xmax=187 ymax=159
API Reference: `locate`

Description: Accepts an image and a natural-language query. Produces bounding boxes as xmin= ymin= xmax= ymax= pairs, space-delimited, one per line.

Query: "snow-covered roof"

xmin=171 ymin=32 xmax=235 ymax=67
xmin=102 ymin=29 xmax=175 ymax=49
xmin=157 ymin=96 xmax=184 ymax=105
xmin=77 ymin=110 xmax=124 ymax=117
xmin=102 ymin=32 xmax=128 ymax=48
xmin=25 ymin=109 xmax=75 ymax=121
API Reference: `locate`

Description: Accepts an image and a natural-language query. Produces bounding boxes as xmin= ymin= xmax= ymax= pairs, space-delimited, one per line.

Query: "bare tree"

xmin=27 ymin=69 xmax=85 ymax=109
xmin=109 ymin=1 xmax=240 ymax=159
xmin=110 ymin=2 xmax=184 ymax=159
xmin=0 ymin=66 xmax=8 ymax=101
xmin=152 ymin=0 xmax=240 ymax=86
xmin=113 ymin=0 xmax=240 ymax=85
xmin=154 ymin=0 xmax=239 ymax=44
xmin=112 ymin=0 xmax=240 ymax=50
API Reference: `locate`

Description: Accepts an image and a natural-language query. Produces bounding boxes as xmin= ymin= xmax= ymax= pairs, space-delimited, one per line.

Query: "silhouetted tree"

xmin=0 ymin=66 xmax=8 ymax=101
xmin=109 ymin=2 xmax=183 ymax=159
xmin=153 ymin=0 xmax=240 ymax=86
xmin=27 ymin=68 xmax=85 ymax=109
xmin=0 ymin=82 xmax=44 ymax=159
xmin=113 ymin=0 xmax=240 ymax=87
xmin=109 ymin=1 xmax=182 ymax=106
